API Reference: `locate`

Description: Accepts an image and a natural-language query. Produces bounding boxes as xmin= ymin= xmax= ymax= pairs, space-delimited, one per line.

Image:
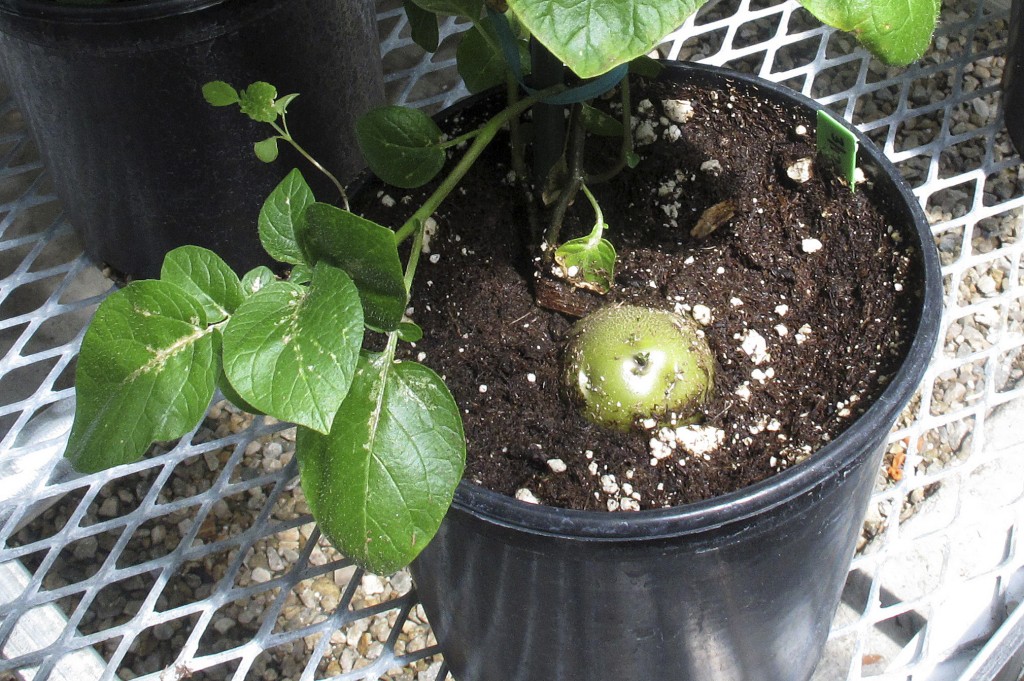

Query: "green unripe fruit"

xmin=562 ymin=305 xmax=715 ymax=431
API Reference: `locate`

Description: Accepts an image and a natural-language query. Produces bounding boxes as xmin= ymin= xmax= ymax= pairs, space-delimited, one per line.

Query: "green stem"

xmin=507 ymin=76 xmax=541 ymax=246
xmin=580 ymin=182 xmax=606 ymax=244
xmin=394 ymin=84 xmax=565 ymax=245
xmin=438 ymin=129 xmax=483 ymax=149
xmin=543 ymin=103 xmax=586 ymax=253
xmin=404 ymin=219 xmax=425 ymax=293
xmin=271 ymin=121 xmax=350 ymax=211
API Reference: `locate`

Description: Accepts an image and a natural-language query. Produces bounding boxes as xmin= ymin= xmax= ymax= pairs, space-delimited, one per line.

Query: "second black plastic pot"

xmin=408 ymin=62 xmax=943 ymax=681
xmin=0 ymin=0 xmax=383 ymax=279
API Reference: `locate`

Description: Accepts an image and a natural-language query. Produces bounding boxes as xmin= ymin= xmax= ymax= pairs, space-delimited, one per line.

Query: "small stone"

xmin=361 ymin=574 xmax=386 ymax=596
xmin=250 ymin=567 xmax=272 ymax=584
xmin=97 ymin=497 xmax=119 ymax=518
xmin=213 ymin=617 xmax=235 ymax=634
xmin=73 ymin=535 xmax=98 ymax=561
xmin=976 ymin=275 xmax=997 ymax=296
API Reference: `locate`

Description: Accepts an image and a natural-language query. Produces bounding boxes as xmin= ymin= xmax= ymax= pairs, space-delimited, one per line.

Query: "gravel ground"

xmin=4 ymin=0 xmax=1023 ymax=678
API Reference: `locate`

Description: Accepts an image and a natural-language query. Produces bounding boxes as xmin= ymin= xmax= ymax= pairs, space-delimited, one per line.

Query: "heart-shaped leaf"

xmin=507 ymin=0 xmax=706 ymax=78
xmin=580 ymin=104 xmax=623 ymax=137
xmin=259 ymin=168 xmax=315 ymax=264
xmin=296 ymin=203 xmax=408 ymax=332
xmin=356 ymin=106 xmax=446 ymax=189
xmin=64 ymin=280 xmax=218 ymax=473
xmin=241 ymin=266 xmax=277 ymax=297
xmin=404 ymin=0 xmax=440 ymax=51
xmin=296 ymin=352 xmax=465 ymax=574
xmin=202 ymin=81 xmax=240 ymax=107
xmin=160 ymin=246 xmax=244 ymax=323
xmin=288 ymin=262 xmax=314 ymax=285
xmin=798 ymin=0 xmax=939 ymax=66
xmin=222 ymin=262 xmax=363 ymax=433
xmin=456 ymin=20 xmax=530 ymax=93
xmin=555 ymin=225 xmax=617 ymax=294
xmin=254 ymin=137 xmax=280 ymax=163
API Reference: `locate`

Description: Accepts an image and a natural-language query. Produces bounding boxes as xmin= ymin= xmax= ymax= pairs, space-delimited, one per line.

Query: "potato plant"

xmin=63 ymin=0 xmax=939 ymax=572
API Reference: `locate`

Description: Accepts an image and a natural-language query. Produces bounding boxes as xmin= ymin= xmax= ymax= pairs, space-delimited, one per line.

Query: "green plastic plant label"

xmin=816 ymin=109 xmax=858 ymax=190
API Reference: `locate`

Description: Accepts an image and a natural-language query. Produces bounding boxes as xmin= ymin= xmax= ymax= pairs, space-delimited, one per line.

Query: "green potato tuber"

xmin=562 ymin=305 xmax=715 ymax=430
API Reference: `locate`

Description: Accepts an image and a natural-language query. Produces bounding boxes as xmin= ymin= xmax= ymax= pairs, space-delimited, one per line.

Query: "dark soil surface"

xmin=355 ymin=72 xmax=922 ymax=512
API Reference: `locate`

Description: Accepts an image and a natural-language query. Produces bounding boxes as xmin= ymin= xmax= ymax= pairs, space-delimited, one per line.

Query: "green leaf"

xmin=289 ymin=262 xmax=314 ymax=284
xmin=160 ymin=246 xmax=245 ymax=323
xmin=64 ymin=280 xmax=217 ymax=473
xmin=239 ymin=82 xmax=280 ymax=123
xmin=274 ymin=93 xmax=300 ymax=116
xmin=222 ymin=262 xmax=364 ymax=433
xmin=410 ymin=0 xmax=482 ymax=18
xmin=216 ymin=343 xmax=264 ymax=415
xmin=254 ymin=137 xmax=280 ymax=163
xmin=506 ymin=0 xmax=707 ymax=79
xmin=259 ymin=168 xmax=315 ymax=264
xmin=356 ymin=106 xmax=446 ymax=189
xmin=554 ymin=225 xmax=617 ymax=294
xmin=404 ymin=0 xmax=440 ymax=52
xmin=456 ymin=20 xmax=530 ymax=93
xmin=397 ymin=321 xmax=423 ymax=343
xmin=296 ymin=353 xmax=466 ymax=574
xmin=798 ymin=0 xmax=939 ymax=65
xmin=580 ymin=104 xmax=623 ymax=137
xmin=296 ymin=203 xmax=408 ymax=332
xmin=202 ymin=81 xmax=239 ymax=107
xmin=241 ymin=266 xmax=277 ymax=296
xmin=628 ymin=54 xmax=665 ymax=78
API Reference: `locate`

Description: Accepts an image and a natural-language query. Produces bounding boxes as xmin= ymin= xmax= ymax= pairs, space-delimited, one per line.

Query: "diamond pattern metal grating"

xmin=1 ymin=0 xmax=1023 ymax=679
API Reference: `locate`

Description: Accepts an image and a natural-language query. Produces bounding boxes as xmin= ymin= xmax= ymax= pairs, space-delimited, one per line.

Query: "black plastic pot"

xmin=1006 ymin=0 xmax=1024 ymax=155
xmin=409 ymin=62 xmax=943 ymax=681
xmin=0 ymin=0 xmax=383 ymax=279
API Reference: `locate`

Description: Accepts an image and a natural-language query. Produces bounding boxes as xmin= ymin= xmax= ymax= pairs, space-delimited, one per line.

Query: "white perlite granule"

xmin=546 ymin=458 xmax=567 ymax=473
xmin=801 ymin=238 xmax=823 ymax=253
xmin=739 ymin=329 xmax=769 ymax=365
xmin=515 ymin=488 xmax=541 ymax=504
xmin=674 ymin=425 xmax=725 ymax=457
xmin=663 ymin=98 xmax=695 ymax=123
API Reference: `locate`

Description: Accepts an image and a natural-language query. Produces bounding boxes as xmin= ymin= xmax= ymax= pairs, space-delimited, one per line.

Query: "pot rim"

xmin=0 ymin=0 xmax=228 ymax=24
xmin=451 ymin=60 xmax=943 ymax=541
